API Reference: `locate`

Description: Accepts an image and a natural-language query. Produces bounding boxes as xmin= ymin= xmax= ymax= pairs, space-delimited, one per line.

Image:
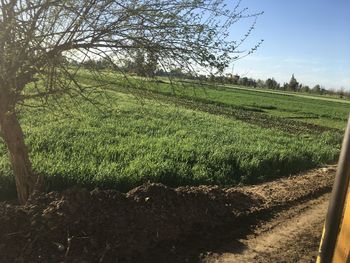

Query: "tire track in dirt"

xmin=203 ymin=193 xmax=329 ymax=263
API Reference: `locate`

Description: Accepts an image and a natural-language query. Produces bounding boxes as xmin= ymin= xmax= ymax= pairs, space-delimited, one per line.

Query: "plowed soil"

xmin=0 ymin=165 xmax=336 ymax=262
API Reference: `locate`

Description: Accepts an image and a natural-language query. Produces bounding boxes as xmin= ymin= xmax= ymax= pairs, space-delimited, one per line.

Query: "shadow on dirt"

xmin=0 ymin=166 xmax=335 ymax=262
xmin=0 ymin=184 xmax=262 ymax=263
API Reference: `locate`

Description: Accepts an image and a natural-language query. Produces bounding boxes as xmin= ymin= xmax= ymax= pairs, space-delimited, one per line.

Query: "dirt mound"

xmin=0 ymin=184 xmax=259 ymax=262
xmin=0 ymin=166 xmax=335 ymax=262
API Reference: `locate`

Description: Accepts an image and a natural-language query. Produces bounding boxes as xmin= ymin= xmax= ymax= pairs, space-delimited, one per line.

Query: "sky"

xmin=226 ymin=0 xmax=350 ymax=90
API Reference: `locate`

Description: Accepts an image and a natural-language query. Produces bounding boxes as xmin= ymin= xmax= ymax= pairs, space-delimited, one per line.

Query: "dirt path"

xmin=203 ymin=193 xmax=330 ymax=263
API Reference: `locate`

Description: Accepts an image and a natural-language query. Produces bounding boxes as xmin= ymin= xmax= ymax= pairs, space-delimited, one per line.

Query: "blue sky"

xmin=226 ymin=0 xmax=350 ymax=90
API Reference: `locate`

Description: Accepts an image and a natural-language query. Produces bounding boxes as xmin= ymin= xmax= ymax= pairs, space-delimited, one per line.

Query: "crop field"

xmin=84 ymin=72 xmax=350 ymax=129
xmin=0 ymin=73 xmax=347 ymax=198
xmin=147 ymin=80 xmax=349 ymax=130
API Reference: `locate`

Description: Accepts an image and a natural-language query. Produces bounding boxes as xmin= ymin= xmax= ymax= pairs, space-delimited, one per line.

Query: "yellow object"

xmin=317 ymin=226 xmax=326 ymax=263
xmin=333 ymin=187 xmax=350 ymax=263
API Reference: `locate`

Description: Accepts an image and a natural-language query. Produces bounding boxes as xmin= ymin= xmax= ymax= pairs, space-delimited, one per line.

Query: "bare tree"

xmin=0 ymin=0 xmax=262 ymax=204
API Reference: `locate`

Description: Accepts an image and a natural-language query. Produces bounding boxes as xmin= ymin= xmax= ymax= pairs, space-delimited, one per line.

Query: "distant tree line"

xmin=75 ymin=56 xmax=349 ymax=99
xmin=222 ymin=73 xmax=349 ymax=98
xmin=197 ymin=72 xmax=349 ymax=98
xmin=77 ymin=48 xmax=158 ymax=77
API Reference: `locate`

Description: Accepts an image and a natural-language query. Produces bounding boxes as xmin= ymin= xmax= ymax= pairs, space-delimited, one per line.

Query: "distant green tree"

xmin=312 ymin=84 xmax=321 ymax=94
xmin=344 ymin=90 xmax=350 ymax=99
xmin=288 ymin=74 xmax=299 ymax=92
xmin=280 ymin=83 xmax=287 ymax=91
xmin=256 ymin=79 xmax=265 ymax=88
xmin=134 ymin=49 xmax=146 ymax=76
xmin=239 ymin=77 xmax=249 ymax=86
xmin=232 ymin=74 xmax=240 ymax=85
xmin=265 ymin=78 xmax=280 ymax=89
xmin=298 ymin=83 xmax=303 ymax=91
xmin=300 ymin=85 xmax=310 ymax=93
xmin=82 ymin=58 xmax=110 ymax=70
xmin=248 ymin=78 xmax=257 ymax=87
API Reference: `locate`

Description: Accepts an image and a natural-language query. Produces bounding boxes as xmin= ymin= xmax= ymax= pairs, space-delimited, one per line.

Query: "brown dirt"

xmin=202 ymin=193 xmax=329 ymax=263
xmin=0 ymin=165 xmax=336 ymax=262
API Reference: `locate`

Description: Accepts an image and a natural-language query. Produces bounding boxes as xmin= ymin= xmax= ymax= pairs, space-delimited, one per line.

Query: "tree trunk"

xmin=0 ymin=105 xmax=37 ymax=204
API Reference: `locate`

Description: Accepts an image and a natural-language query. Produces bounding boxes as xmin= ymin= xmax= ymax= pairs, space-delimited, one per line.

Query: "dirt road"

xmin=204 ymin=192 xmax=330 ymax=263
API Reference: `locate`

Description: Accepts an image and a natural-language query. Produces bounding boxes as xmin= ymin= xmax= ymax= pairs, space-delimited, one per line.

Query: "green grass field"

xmin=147 ymin=80 xmax=350 ymax=130
xmin=85 ymin=72 xmax=349 ymax=129
xmin=0 ymin=73 xmax=347 ymax=199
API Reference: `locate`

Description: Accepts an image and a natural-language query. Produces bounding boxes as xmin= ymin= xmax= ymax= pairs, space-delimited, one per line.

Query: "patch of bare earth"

xmin=203 ymin=193 xmax=329 ymax=263
xmin=0 ymin=165 xmax=336 ymax=262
